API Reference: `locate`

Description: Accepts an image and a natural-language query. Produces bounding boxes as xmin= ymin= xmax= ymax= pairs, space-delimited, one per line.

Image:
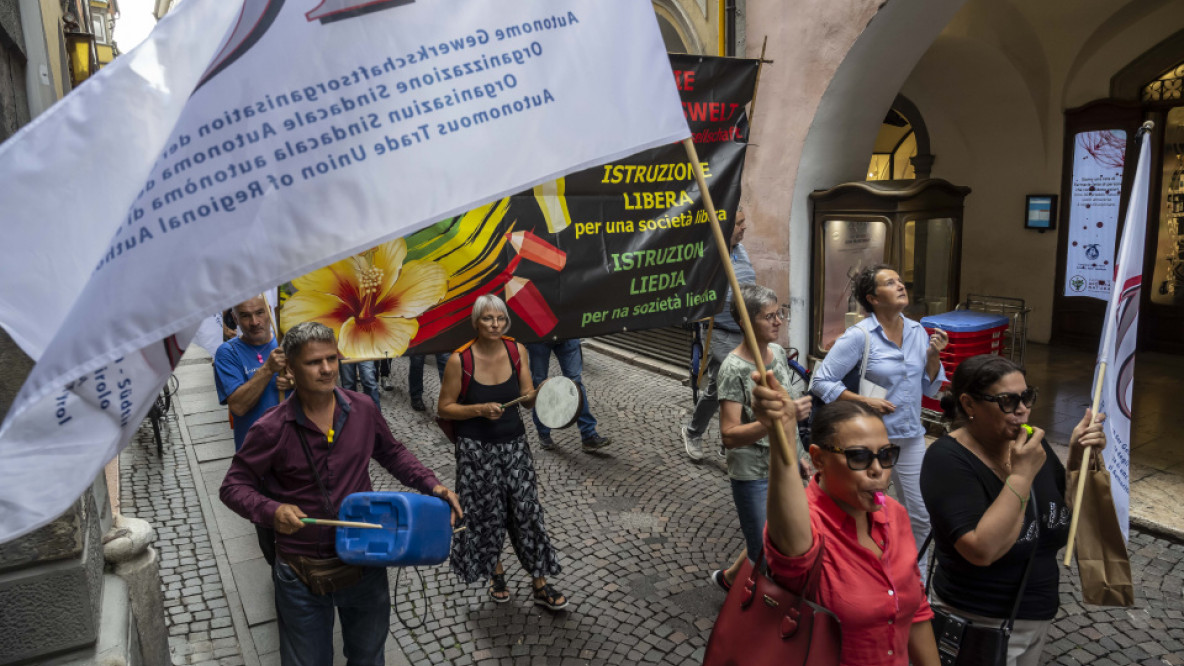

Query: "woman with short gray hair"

xmin=438 ymin=295 xmax=567 ymax=611
xmin=708 ymin=283 xmax=812 ymax=592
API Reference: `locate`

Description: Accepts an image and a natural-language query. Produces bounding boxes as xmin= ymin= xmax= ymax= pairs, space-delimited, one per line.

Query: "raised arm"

xmin=951 ymin=428 xmax=1046 ymax=566
xmin=752 ymin=370 xmax=813 ymax=557
xmin=214 ymin=344 xmax=285 ymax=417
xmin=924 ymin=328 xmax=948 ymax=385
xmin=1065 ymin=409 xmax=1106 ymax=495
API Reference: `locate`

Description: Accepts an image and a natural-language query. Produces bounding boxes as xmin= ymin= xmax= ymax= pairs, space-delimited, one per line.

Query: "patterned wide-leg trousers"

xmin=450 ymin=434 xmax=562 ymax=583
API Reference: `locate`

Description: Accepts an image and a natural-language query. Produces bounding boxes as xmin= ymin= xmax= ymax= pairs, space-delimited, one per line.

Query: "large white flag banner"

xmin=1095 ymin=126 xmax=1152 ymax=542
xmin=0 ymin=0 xmax=688 ymax=540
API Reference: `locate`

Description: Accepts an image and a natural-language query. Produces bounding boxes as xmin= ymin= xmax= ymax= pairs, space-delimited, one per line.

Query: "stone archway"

xmin=652 ymin=0 xmax=705 ymax=55
xmin=747 ymin=0 xmax=969 ymax=353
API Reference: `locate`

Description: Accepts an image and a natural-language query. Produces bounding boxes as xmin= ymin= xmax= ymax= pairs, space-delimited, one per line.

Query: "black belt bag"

xmin=919 ymin=488 xmax=1039 ymax=666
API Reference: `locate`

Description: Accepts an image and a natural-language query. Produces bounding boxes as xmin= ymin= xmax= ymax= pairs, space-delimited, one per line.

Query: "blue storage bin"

xmin=335 ymin=492 xmax=452 ymax=567
xmin=920 ymin=311 xmax=1009 ymax=333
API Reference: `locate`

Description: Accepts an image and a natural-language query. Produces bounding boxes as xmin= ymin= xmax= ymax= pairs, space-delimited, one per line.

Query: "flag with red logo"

xmin=1094 ymin=125 xmax=1152 ymax=540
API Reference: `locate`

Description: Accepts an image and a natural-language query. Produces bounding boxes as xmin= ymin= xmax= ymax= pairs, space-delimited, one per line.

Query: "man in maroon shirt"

xmin=220 ymin=321 xmax=461 ymax=666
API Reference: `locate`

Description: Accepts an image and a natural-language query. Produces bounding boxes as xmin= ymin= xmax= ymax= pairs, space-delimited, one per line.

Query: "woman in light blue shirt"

xmin=812 ymin=264 xmax=948 ymax=560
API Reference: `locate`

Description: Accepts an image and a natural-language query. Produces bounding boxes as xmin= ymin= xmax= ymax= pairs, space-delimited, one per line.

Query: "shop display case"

xmin=808 ymin=179 xmax=970 ymax=357
xmin=1152 ymin=107 xmax=1184 ymax=306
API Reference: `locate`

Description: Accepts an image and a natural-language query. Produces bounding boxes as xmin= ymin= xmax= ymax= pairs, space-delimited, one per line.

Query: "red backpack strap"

xmin=454 ymin=339 xmax=477 ymax=400
xmin=501 ymin=336 xmax=520 ymax=376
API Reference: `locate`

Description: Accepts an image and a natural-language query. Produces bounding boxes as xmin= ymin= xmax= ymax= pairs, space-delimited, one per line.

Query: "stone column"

xmin=0 ymin=488 xmax=106 ymax=664
xmin=104 ymin=515 xmax=169 ymax=666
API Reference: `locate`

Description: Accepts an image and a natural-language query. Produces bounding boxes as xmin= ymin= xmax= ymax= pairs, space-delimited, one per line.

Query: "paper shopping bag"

xmin=1069 ymin=448 xmax=1135 ymax=607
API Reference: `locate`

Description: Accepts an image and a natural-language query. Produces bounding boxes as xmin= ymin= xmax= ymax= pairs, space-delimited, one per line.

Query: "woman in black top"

xmin=438 ymin=295 xmax=566 ymax=610
xmin=920 ymin=355 xmax=1105 ymax=665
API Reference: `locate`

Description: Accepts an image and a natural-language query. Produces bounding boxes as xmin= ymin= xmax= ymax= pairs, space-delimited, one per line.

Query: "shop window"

xmin=866 ymin=109 xmax=916 ymax=180
xmin=816 ymin=217 xmax=889 ymax=350
xmin=1143 ymin=62 xmax=1184 ymax=104
xmin=1152 ymin=106 xmax=1184 ymax=304
xmin=901 ymin=217 xmax=956 ymax=317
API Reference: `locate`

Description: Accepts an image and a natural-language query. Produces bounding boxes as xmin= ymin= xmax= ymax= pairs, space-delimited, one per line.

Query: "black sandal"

xmin=532 ymin=583 xmax=568 ymax=611
xmin=489 ymin=573 xmax=510 ymax=603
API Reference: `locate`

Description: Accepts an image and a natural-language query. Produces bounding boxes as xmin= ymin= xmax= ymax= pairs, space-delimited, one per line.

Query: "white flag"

xmin=1095 ymin=126 xmax=1152 ymax=541
xmin=0 ymin=0 xmax=688 ymax=541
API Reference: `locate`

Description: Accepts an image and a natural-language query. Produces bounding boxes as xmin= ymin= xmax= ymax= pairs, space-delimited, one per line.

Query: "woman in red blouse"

xmin=751 ymin=371 xmax=939 ymax=666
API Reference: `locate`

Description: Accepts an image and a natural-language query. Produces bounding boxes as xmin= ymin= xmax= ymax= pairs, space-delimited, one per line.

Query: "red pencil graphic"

xmin=505 ymin=277 xmax=558 ymax=336
xmin=506 ymin=231 xmax=566 ymax=271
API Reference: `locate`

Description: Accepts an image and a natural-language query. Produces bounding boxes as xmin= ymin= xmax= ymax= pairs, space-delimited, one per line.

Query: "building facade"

xmin=738 ymin=0 xmax=1184 ymax=359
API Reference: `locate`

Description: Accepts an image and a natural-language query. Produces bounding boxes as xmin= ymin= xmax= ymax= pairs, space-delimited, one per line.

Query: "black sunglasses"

xmin=815 ymin=442 xmax=901 ymax=471
xmin=972 ymin=387 xmax=1038 ymax=414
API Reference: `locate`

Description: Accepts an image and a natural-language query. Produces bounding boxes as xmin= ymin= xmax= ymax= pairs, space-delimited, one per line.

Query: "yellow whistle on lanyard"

xmin=328 ymin=428 xmax=335 ymax=444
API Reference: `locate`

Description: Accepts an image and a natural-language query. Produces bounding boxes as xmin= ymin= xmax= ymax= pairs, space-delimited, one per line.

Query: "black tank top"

xmin=454 ymin=367 xmax=526 ymax=443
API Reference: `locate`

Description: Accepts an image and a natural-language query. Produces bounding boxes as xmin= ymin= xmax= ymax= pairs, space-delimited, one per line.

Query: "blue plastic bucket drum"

xmin=335 ymin=491 xmax=452 ymax=567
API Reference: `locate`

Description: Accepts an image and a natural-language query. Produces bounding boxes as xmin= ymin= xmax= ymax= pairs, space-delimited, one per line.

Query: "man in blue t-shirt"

xmin=214 ymin=295 xmax=291 ymax=451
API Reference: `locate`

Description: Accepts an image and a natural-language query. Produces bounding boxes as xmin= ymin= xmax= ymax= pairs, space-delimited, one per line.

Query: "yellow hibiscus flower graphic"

xmin=282 ymin=239 xmax=446 ymax=358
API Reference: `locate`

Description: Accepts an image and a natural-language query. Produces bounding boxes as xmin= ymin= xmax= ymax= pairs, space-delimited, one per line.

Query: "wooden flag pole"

xmin=682 ymin=137 xmax=794 ymax=464
xmin=746 ymin=36 xmax=771 ymax=136
xmin=263 ymin=291 xmax=286 ymax=401
xmin=339 ymin=357 xmax=389 ymax=365
xmin=1064 ymin=364 xmax=1106 ymax=566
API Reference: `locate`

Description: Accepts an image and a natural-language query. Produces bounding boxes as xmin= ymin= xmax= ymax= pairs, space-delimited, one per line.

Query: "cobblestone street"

xmin=120 ymin=344 xmax=1184 ymax=665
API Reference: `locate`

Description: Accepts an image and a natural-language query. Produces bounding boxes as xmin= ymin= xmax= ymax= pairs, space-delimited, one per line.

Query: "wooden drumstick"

xmin=300 ymin=518 xmax=383 ymax=529
xmin=500 ymin=394 xmax=530 ymax=409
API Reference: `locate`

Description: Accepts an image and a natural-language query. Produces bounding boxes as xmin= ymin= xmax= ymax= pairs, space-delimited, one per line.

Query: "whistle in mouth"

xmin=874 ymin=492 xmax=886 ymax=506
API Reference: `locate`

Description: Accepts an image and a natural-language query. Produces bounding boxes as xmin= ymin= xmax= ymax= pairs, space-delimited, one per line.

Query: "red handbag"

xmin=703 ymin=538 xmax=842 ymax=666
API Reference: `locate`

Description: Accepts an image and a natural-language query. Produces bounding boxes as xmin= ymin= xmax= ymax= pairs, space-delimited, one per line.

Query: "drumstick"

xmin=300 ymin=518 xmax=383 ymax=529
xmin=500 ymin=394 xmax=531 ymax=409
xmin=301 ymin=518 xmax=467 ymax=534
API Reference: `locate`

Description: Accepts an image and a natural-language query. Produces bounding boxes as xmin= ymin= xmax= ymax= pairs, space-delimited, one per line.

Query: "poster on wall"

xmin=818 ymin=218 xmax=888 ymax=351
xmin=280 ymin=54 xmax=761 ymax=357
xmin=1064 ymin=130 xmax=1128 ymax=300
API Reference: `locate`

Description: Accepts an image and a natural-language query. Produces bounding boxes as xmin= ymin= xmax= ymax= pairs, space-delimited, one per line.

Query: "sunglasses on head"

xmin=972 ymin=387 xmax=1038 ymax=414
xmin=815 ymin=442 xmax=901 ymax=471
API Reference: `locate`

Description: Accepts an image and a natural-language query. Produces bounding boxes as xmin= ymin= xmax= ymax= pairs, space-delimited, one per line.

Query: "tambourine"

xmin=533 ymin=376 xmax=583 ymax=429
xmin=501 ymin=376 xmax=584 ymax=430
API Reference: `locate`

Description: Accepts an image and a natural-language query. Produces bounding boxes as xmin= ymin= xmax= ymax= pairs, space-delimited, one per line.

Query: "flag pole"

xmin=263 ymin=290 xmax=286 ymax=401
xmin=1064 ymin=365 xmax=1106 ymax=566
xmin=1063 ymin=120 xmax=1154 ymax=567
xmin=746 ymin=36 xmax=772 ymax=137
xmin=682 ymin=138 xmax=794 ymax=464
